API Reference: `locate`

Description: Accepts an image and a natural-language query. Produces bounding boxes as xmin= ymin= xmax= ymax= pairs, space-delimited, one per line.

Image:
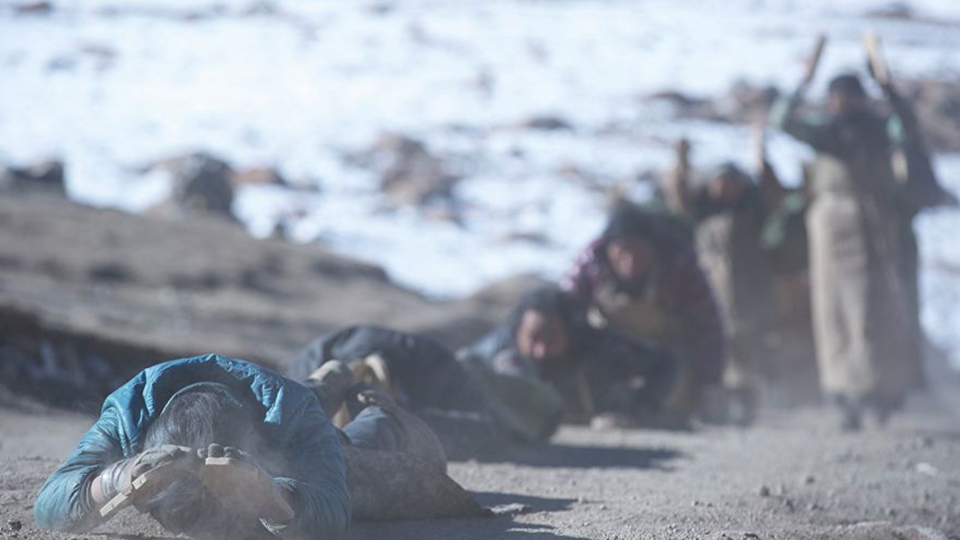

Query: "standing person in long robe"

xmin=770 ymin=72 xmax=913 ymax=430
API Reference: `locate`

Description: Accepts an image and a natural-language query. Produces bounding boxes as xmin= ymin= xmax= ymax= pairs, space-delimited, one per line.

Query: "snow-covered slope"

xmin=2 ymin=0 xmax=959 ymax=364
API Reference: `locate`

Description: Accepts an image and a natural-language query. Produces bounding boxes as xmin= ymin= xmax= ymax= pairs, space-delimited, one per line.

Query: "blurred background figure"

xmin=657 ymin=139 xmax=799 ymax=425
xmin=562 ymin=203 xmax=727 ymax=424
xmin=458 ymin=286 xmax=680 ymax=430
xmin=768 ymin=33 xmax=945 ymax=430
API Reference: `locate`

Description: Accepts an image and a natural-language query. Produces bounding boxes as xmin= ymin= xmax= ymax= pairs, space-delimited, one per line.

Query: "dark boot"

xmin=831 ymin=395 xmax=863 ymax=432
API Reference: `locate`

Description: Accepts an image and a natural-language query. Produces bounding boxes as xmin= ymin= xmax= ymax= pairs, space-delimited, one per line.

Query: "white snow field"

xmin=2 ymin=0 xmax=959 ymax=364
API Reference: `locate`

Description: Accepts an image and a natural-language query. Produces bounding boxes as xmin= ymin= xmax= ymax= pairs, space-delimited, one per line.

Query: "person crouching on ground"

xmin=561 ymin=202 xmax=727 ymax=422
xmin=34 ymin=354 xmax=350 ymax=539
xmin=459 ymin=286 xmax=680 ymax=430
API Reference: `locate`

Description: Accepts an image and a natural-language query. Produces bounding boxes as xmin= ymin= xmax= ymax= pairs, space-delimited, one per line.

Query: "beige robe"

xmin=806 ymin=155 xmax=912 ymax=401
xmin=696 ymin=211 xmax=777 ymax=390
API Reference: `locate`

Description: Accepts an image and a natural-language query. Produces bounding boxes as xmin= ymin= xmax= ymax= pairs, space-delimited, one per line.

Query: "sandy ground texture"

xmin=2 ymin=374 xmax=959 ymax=540
xmin=1 ymin=194 xmax=959 ymax=540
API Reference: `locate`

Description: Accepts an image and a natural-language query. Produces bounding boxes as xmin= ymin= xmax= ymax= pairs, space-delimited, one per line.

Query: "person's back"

xmin=34 ymin=354 xmax=349 ymax=539
xmin=290 ymin=325 xmax=488 ymax=414
xmin=289 ymin=325 xmax=507 ymax=459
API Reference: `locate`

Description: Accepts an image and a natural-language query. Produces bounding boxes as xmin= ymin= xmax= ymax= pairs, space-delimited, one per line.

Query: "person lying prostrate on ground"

xmin=459 ymin=286 xmax=679 ymax=429
xmin=562 ymin=202 xmax=726 ymax=421
xmin=288 ymin=325 xmax=511 ymax=457
xmin=306 ymin=360 xmax=486 ymax=521
xmin=34 ymin=354 xmax=349 ymax=540
xmin=289 ymin=325 xmax=489 ymax=414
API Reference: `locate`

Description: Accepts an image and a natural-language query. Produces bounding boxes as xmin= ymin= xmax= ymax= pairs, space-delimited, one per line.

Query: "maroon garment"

xmin=561 ymin=239 xmax=726 ymax=384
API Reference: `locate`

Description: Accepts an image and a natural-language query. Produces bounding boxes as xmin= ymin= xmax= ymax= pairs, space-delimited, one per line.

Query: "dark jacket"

xmin=459 ymin=318 xmax=677 ymax=422
xmin=34 ymin=354 xmax=350 ymax=538
xmin=289 ymin=326 xmax=489 ymax=415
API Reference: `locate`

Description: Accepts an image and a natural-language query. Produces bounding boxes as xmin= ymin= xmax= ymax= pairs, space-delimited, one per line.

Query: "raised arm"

xmin=662 ymin=138 xmax=696 ymax=218
xmin=769 ymin=35 xmax=835 ymax=151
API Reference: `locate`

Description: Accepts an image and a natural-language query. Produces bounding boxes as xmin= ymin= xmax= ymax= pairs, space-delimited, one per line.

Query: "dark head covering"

xmin=828 ymin=73 xmax=867 ymax=98
xmin=710 ymin=162 xmax=752 ymax=184
xmin=508 ymin=286 xmax=591 ymax=354
xmin=600 ymin=202 xmax=664 ymax=246
xmin=599 ymin=201 xmax=693 ymax=258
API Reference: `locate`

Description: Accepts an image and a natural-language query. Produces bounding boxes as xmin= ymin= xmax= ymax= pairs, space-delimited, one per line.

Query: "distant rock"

xmin=144 ymin=153 xmax=237 ymax=221
xmin=520 ymin=115 xmax=574 ymax=131
xmin=645 ymin=80 xmax=779 ymax=125
xmin=364 ymin=132 xmax=460 ymax=207
xmin=644 ymin=90 xmax=715 ymax=118
xmin=13 ymin=1 xmax=53 ymax=15
xmin=242 ymin=0 xmax=280 ymax=17
xmin=230 ymin=166 xmax=289 ymax=188
xmin=0 ymin=160 xmax=65 ymax=195
xmin=863 ymin=2 xmax=915 ymax=20
xmin=716 ymin=80 xmax=780 ymax=123
xmin=499 ymin=230 xmax=551 ymax=246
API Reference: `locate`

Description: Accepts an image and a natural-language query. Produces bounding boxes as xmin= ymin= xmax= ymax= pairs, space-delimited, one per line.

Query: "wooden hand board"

xmin=863 ymin=31 xmax=890 ymax=86
xmin=98 ymin=456 xmax=198 ymax=520
xmin=199 ymin=457 xmax=294 ymax=525
xmin=803 ymin=34 xmax=827 ymax=85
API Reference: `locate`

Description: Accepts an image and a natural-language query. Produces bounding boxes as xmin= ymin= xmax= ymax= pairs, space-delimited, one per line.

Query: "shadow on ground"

xmin=475 ymin=442 xmax=685 ymax=470
xmin=347 ymin=493 xmax=588 ymax=540
xmin=348 ymin=520 xmax=592 ymax=540
xmin=94 ymin=533 xmax=178 ymax=540
xmin=472 ymin=491 xmax=577 ymax=513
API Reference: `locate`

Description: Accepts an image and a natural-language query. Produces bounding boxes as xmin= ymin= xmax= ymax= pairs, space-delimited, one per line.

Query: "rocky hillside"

xmin=0 ymin=192 xmax=541 ymax=407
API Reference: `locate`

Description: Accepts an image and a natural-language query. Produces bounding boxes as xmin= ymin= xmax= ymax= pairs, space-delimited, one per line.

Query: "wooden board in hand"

xmin=98 ymin=458 xmax=197 ymax=521
xmin=199 ymin=457 xmax=294 ymax=525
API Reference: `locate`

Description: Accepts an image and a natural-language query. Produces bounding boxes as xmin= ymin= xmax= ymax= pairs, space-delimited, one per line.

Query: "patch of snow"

xmin=2 ymin=0 xmax=959 ymax=364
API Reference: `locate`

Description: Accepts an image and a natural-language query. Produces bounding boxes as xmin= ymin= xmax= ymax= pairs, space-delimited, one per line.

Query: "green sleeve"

xmin=769 ymin=91 xmax=835 ymax=152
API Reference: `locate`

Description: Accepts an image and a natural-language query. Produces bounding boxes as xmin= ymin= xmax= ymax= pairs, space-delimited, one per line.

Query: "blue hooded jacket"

xmin=34 ymin=354 xmax=350 ymax=539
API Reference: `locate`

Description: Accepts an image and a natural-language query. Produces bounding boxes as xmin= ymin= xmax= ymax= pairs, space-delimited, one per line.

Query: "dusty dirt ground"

xmin=2 ymin=376 xmax=959 ymax=540
xmin=1 ymin=194 xmax=959 ymax=540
